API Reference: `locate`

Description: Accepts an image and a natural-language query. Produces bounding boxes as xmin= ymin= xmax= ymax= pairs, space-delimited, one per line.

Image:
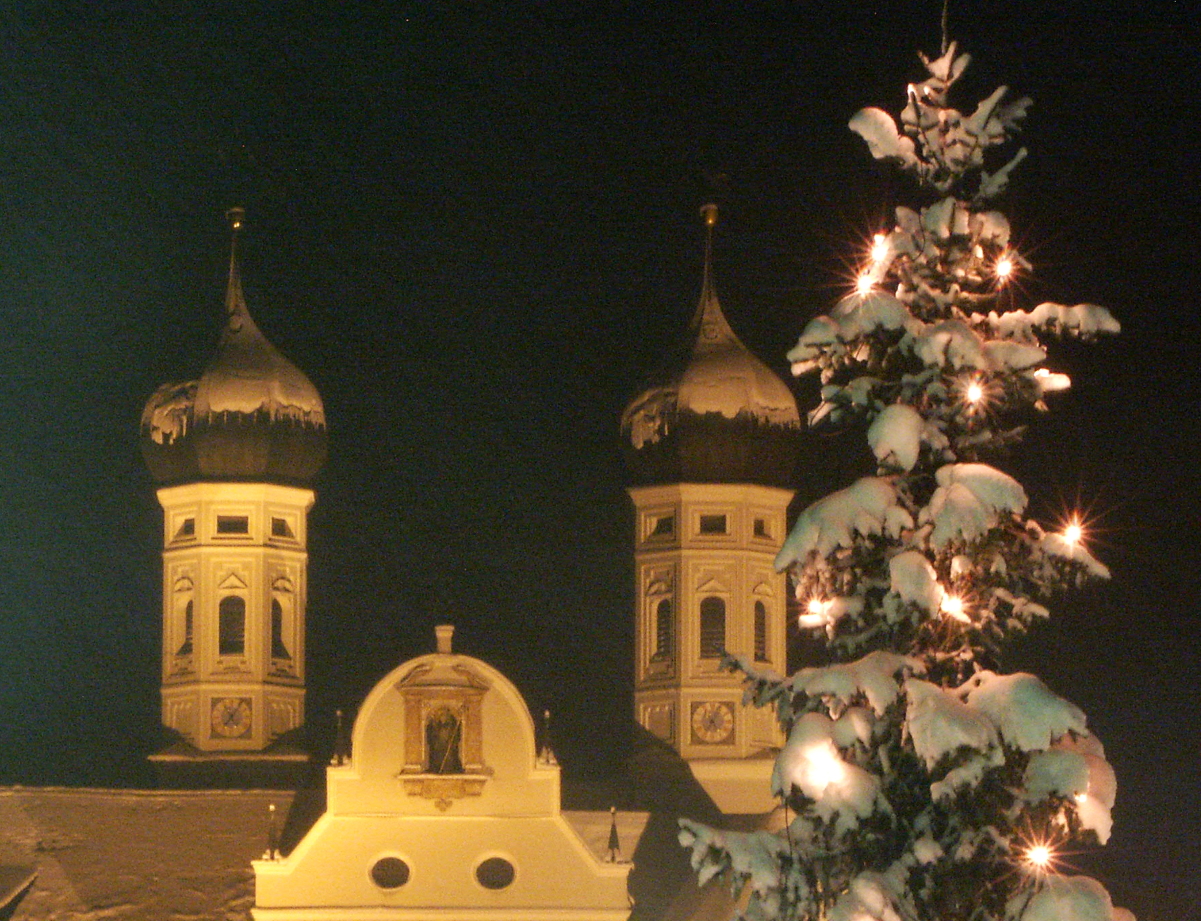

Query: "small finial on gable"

xmin=435 ymin=624 xmax=454 ymax=654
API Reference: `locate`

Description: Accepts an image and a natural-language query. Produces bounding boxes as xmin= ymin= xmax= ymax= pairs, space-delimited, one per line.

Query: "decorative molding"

xmin=217 ymin=571 xmax=249 ymax=590
xmin=400 ymin=774 xmax=488 ymax=811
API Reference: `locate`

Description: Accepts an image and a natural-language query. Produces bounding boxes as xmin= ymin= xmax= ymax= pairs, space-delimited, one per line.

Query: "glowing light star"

xmin=1024 ymin=843 xmax=1055 ymax=872
xmin=804 ymin=744 xmax=846 ymax=790
xmin=941 ymin=594 xmax=970 ymax=623
xmin=798 ymin=597 xmax=830 ymax=628
xmin=965 ymin=381 xmax=984 ymax=405
xmin=856 ymin=272 xmax=875 ymax=296
xmin=869 ymin=233 xmax=889 ymax=264
xmin=995 ymin=253 xmax=1015 ymax=282
xmin=1063 ymin=520 xmax=1084 ymax=547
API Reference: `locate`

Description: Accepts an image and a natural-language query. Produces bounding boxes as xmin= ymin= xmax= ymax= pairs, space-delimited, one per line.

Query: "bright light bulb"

xmin=1025 ymin=843 xmax=1054 ymax=871
xmin=870 ymin=233 xmax=889 ymax=264
xmin=1063 ymin=521 xmax=1083 ymax=546
xmin=941 ymin=594 xmax=969 ymax=623
xmin=805 ymin=745 xmax=846 ymax=790
xmin=995 ymin=254 xmax=1014 ymax=282
xmin=965 ymin=381 xmax=984 ymax=405
xmin=798 ymin=597 xmax=830 ymax=628
xmin=856 ymin=272 xmax=875 ymax=295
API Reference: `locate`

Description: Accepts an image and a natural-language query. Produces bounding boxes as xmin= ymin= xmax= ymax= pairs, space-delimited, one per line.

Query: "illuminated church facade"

xmin=2 ymin=206 xmax=804 ymax=921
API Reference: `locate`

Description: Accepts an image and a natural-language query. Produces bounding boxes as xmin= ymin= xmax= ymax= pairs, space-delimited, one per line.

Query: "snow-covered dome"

xmin=141 ymin=208 xmax=327 ymax=485
xmin=621 ymin=206 xmax=800 ymax=488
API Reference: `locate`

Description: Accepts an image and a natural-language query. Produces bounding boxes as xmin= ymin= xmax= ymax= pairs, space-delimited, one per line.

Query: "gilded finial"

xmin=699 ymin=203 xmax=718 ymax=301
xmin=224 ymin=207 xmax=247 ymax=318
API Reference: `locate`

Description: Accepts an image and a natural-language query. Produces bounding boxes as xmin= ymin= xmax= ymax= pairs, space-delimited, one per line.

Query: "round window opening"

xmin=475 ymin=856 xmax=515 ymax=890
xmin=371 ymin=856 xmax=410 ymax=890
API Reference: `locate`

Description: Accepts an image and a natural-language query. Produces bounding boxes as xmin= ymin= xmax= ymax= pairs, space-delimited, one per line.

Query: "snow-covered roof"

xmin=1 ymin=786 xmax=284 ymax=921
xmin=0 ymin=787 xmax=656 ymax=921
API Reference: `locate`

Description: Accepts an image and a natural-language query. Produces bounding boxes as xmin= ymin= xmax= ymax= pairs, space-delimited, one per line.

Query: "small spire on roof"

xmin=331 ymin=708 xmax=350 ymax=766
xmin=538 ymin=708 xmax=558 ymax=765
xmin=608 ymin=805 xmax=621 ymax=862
xmin=263 ymin=803 xmax=280 ymax=860
xmin=224 ymin=206 xmax=248 ymax=319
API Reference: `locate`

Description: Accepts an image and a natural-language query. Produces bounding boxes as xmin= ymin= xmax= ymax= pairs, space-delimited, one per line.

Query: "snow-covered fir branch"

xmin=679 ymin=41 xmax=1129 ymax=921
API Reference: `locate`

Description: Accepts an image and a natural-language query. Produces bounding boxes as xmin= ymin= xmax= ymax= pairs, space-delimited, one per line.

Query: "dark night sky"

xmin=0 ymin=1 xmax=1197 ymax=917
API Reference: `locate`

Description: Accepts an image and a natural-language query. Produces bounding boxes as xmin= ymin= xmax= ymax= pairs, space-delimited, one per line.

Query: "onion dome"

xmin=621 ymin=205 xmax=800 ymax=488
xmin=141 ymin=208 xmax=327 ymax=485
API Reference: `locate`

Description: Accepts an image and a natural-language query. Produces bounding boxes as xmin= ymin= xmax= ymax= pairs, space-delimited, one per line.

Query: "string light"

xmin=995 ymin=253 xmax=1015 ymax=283
xmin=1024 ymin=843 xmax=1055 ymax=873
xmin=965 ymin=381 xmax=984 ymax=406
xmin=941 ymin=594 xmax=970 ymax=623
xmin=856 ymin=272 xmax=875 ymax=296
xmin=804 ymin=743 xmax=846 ymax=790
xmin=1023 ymin=845 xmax=1052 ymax=869
xmin=798 ymin=597 xmax=830 ymax=628
xmin=1063 ymin=519 xmax=1084 ymax=547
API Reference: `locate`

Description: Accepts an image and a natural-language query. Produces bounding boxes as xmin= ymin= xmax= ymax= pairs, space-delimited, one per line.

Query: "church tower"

xmin=141 ymin=208 xmax=326 ymax=782
xmin=621 ymin=205 xmax=800 ymax=812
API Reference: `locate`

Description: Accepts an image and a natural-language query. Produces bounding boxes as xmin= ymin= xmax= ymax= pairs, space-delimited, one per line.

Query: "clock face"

xmin=690 ymin=700 xmax=735 ymax=745
xmin=210 ymin=696 xmax=253 ymax=739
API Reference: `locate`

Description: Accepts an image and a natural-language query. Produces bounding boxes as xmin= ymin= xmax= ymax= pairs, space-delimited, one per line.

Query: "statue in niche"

xmin=425 ymin=706 xmax=464 ymax=774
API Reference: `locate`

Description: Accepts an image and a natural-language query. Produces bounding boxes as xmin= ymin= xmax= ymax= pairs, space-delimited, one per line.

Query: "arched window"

xmin=218 ymin=596 xmax=246 ymax=656
xmin=699 ymin=597 xmax=726 ymax=659
xmin=653 ymin=598 xmax=673 ymax=660
xmin=425 ymin=707 xmax=464 ymax=774
xmin=271 ymin=598 xmax=291 ymax=660
xmin=176 ymin=600 xmax=193 ymax=657
xmin=754 ymin=600 xmax=768 ymax=661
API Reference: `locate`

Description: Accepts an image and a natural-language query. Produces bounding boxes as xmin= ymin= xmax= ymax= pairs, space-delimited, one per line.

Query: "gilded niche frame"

xmin=395 ymin=660 xmax=491 ymax=808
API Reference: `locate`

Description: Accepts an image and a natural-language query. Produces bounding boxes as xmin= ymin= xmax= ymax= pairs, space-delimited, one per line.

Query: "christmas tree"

xmin=679 ymin=42 xmax=1131 ymax=921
